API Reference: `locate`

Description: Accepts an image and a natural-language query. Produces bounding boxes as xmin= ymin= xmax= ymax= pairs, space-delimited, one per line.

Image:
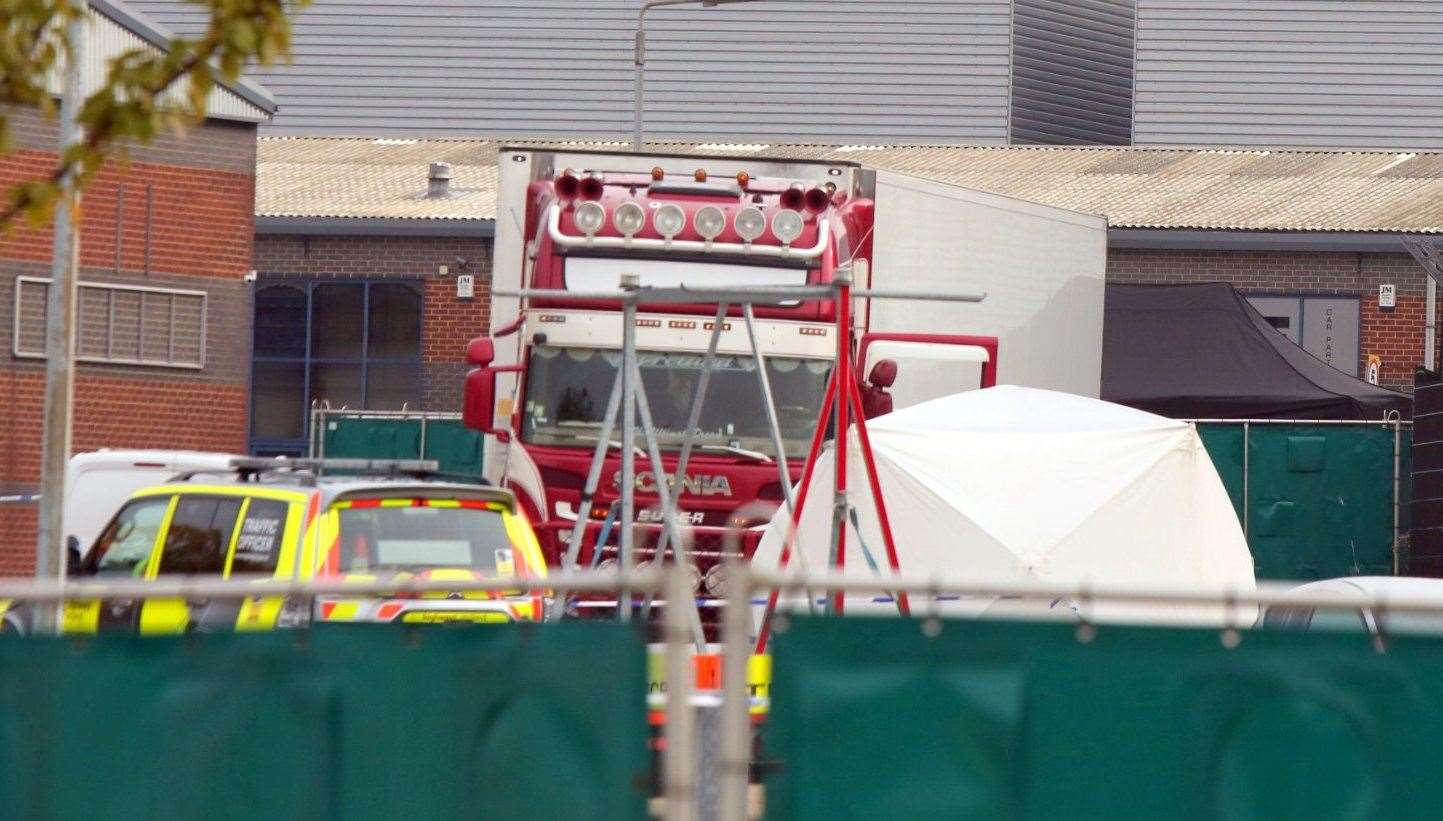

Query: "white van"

xmin=64 ymin=450 xmax=244 ymax=555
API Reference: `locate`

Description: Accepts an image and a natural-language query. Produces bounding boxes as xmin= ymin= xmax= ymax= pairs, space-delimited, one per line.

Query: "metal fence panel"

xmin=0 ymin=624 xmax=646 ymax=819
xmin=767 ymin=616 xmax=1443 ymax=819
xmin=1196 ymin=422 xmax=1408 ymax=580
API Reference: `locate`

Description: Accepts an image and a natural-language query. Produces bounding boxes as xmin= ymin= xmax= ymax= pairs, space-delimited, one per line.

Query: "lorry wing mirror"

xmin=463 ymin=367 xmax=508 ymax=441
xmin=867 ymin=359 xmax=898 ymax=388
xmin=466 ymin=336 xmax=496 ymax=368
xmin=861 ymin=359 xmax=899 ymax=419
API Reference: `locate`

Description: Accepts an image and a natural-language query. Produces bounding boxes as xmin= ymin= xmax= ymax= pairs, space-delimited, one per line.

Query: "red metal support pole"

xmin=830 ymin=282 xmax=851 ymax=614
xmin=845 ymin=376 xmax=910 ymax=615
xmin=754 ymin=368 xmax=837 ymax=654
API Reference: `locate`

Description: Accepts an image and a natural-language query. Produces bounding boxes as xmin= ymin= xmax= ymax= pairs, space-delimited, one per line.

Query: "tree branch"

xmin=0 ymin=0 xmax=303 ymax=230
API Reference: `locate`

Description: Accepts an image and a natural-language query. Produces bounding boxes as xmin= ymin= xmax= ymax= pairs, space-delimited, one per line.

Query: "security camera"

xmin=243 ymin=270 xmax=258 ymax=284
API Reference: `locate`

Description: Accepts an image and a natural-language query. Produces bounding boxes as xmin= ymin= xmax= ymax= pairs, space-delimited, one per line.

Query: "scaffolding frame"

xmin=493 ymin=276 xmax=984 ymax=648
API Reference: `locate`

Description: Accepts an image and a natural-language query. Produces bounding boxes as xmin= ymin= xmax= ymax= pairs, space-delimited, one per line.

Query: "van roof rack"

xmin=171 ymin=457 xmax=445 ymax=485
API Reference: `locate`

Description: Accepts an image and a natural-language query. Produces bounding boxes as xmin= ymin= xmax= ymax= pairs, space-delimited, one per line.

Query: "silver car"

xmin=1260 ymin=576 xmax=1443 ymax=636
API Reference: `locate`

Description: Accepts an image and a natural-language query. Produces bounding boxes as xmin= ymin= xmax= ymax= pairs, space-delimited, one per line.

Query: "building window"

xmin=250 ymin=281 xmax=422 ymax=454
xmin=13 ymin=276 xmax=206 ymax=369
xmin=1247 ymin=295 xmax=1360 ymax=376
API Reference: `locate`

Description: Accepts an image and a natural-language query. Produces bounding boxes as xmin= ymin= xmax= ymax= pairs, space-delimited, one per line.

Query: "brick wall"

xmin=1 ymin=108 xmax=256 ymax=281
xmin=0 ymin=110 xmax=258 ymax=572
xmin=254 ymin=233 xmax=492 ymax=411
xmin=1108 ymin=248 xmax=1438 ymax=392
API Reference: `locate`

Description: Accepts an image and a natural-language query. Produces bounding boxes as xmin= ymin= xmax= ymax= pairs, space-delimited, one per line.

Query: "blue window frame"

xmin=250 ymin=280 xmax=423 ymax=455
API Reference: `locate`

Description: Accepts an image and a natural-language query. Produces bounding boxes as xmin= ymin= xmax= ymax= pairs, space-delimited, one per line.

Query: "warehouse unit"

xmin=133 ymin=0 xmax=1134 ymax=145
xmin=0 ymin=1 xmax=273 ymax=572
xmin=1134 ymin=0 xmax=1443 ymax=149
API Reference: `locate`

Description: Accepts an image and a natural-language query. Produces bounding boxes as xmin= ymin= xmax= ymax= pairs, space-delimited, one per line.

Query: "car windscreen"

xmin=332 ymin=500 xmax=516 ymax=575
xmin=87 ymin=496 xmax=171 ymax=576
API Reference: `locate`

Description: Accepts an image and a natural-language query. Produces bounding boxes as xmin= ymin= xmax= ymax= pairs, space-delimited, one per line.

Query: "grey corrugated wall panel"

xmin=130 ymin=0 xmax=1014 ymax=143
xmin=1009 ymin=0 xmax=1135 ymax=145
xmin=1136 ymin=0 xmax=1443 ymax=149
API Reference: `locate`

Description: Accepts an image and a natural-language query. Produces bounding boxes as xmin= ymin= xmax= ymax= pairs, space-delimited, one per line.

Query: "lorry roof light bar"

xmin=547 ymin=203 xmax=829 ymax=260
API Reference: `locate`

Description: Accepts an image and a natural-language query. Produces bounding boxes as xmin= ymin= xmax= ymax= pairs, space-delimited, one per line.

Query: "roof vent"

xmin=427 ymin=162 xmax=452 ymax=198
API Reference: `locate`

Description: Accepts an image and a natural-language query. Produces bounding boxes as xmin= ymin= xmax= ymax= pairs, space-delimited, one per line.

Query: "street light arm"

xmin=637 ymin=0 xmax=714 ymax=65
xmin=633 ymin=0 xmax=769 ymax=150
xmin=638 ymin=0 xmax=703 ymax=36
xmin=639 ymin=0 xmax=752 ymax=32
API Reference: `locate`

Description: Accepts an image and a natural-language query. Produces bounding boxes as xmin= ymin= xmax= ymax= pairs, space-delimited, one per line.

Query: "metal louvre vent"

xmin=12 ymin=276 xmax=206 ymax=369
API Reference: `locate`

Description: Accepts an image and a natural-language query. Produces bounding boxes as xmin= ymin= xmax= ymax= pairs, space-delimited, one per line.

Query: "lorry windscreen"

xmin=521 ymin=345 xmax=831 ymax=460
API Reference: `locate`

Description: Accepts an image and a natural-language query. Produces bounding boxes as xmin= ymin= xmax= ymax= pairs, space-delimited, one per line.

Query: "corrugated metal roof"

xmin=91 ymin=0 xmax=274 ymax=121
xmin=257 ymin=137 xmax=1443 ymax=233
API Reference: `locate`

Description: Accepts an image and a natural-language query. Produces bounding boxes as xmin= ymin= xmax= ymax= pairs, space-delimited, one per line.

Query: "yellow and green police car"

xmin=2 ymin=459 xmax=548 ymax=634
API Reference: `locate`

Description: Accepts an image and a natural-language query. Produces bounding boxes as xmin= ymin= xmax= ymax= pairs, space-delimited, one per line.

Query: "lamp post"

xmin=634 ymin=0 xmax=766 ymax=150
xmin=35 ymin=1 xmax=87 ymax=634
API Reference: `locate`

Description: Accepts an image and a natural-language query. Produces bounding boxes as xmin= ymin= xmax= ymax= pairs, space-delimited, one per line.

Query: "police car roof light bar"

xmin=217 ymin=457 xmax=444 ymax=483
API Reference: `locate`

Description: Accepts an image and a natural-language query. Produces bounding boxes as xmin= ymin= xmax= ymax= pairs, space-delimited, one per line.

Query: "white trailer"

xmin=860 ymin=169 xmax=1107 ymax=411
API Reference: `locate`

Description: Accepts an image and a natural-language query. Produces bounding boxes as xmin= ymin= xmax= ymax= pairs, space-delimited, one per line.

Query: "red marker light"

xmin=779 ymin=186 xmax=804 ymax=210
xmin=694 ymin=168 xmax=708 ymax=182
xmin=651 ymin=166 xmax=665 ymax=181
xmin=736 ymin=170 xmax=750 ymax=188
xmin=803 ymin=186 xmax=830 ymax=213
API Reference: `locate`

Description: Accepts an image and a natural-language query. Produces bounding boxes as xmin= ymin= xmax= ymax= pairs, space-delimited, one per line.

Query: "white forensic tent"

xmin=752 ymin=386 xmax=1256 ymax=625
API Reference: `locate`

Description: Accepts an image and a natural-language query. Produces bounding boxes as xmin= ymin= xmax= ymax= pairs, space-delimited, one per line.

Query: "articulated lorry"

xmin=463 ymin=148 xmax=1106 ymax=598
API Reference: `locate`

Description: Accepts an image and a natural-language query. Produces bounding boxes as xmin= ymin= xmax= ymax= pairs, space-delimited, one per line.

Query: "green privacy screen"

xmin=768 ymin=616 xmax=1443 ymax=820
xmin=0 ymin=624 xmax=645 ymax=820
xmin=319 ymin=414 xmax=484 ymax=479
xmin=1196 ymin=422 xmax=1409 ymax=580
